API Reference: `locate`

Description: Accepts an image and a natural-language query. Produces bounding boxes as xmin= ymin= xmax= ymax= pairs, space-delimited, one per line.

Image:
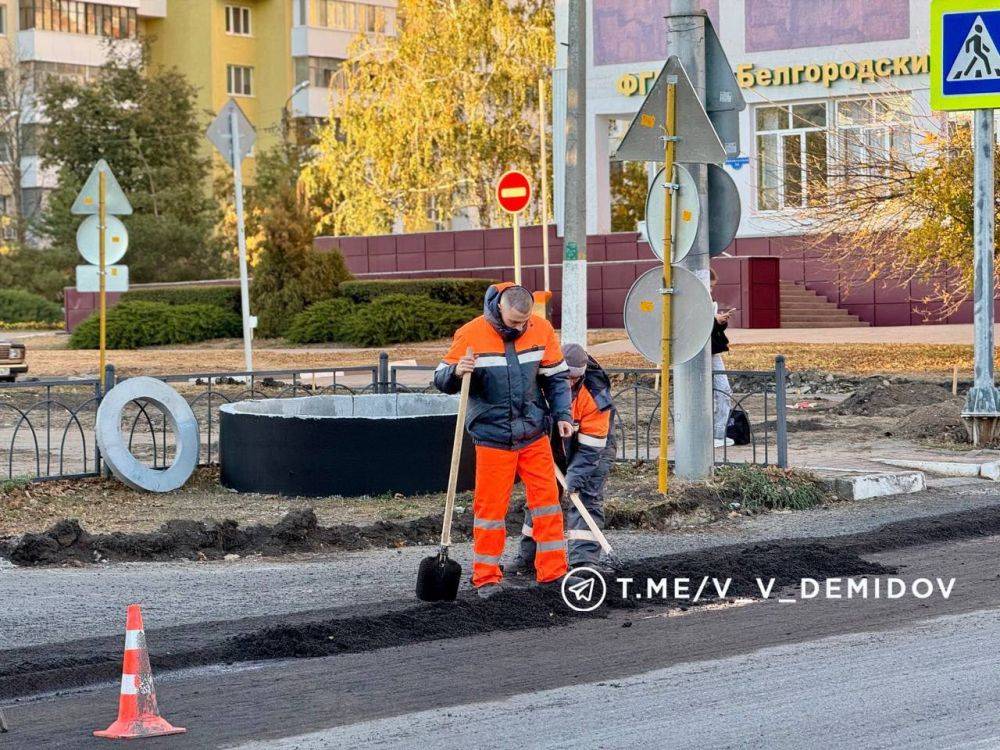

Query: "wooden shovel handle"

xmin=553 ymin=466 xmax=614 ymax=555
xmin=441 ymin=349 xmax=473 ymax=548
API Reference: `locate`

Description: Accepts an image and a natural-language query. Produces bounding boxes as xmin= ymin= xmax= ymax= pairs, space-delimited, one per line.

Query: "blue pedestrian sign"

xmin=932 ymin=1 xmax=1000 ymax=110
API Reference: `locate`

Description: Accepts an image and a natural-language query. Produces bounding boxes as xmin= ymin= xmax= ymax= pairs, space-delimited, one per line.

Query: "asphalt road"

xmin=4 ymin=477 xmax=997 ymax=651
xmin=4 ymin=531 xmax=999 ymax=749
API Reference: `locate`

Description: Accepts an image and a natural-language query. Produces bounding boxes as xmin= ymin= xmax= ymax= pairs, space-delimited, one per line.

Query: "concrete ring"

xmin=96 ymin=377 xmax=199 ymax=492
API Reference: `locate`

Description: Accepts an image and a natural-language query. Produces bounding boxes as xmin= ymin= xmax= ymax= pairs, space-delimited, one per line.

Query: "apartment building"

xmin=2 ymin=0 xmax=398 ymax=221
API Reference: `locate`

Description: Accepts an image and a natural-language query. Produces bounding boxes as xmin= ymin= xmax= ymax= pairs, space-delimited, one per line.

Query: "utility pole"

xmin=668 ymin=1 xmax=714 ymax=479
xmin=962 ymin=109 xmax=1000 ymax=444
xmin=562 ymin=0 xmax=587 ymax=346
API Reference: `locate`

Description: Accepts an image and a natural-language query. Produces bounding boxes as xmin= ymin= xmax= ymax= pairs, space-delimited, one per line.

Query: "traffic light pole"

xmin=668 ymin=2 xmax=714 ymax=480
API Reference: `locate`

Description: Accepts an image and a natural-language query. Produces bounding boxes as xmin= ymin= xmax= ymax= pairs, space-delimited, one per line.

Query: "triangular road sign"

xmin=947 ymin=15 xmax=1000 ymax=82
xmin=612 ymin=56 xmax=726 ymax=165
xmin=705 ymin=16 xmax=745 ymax=157
xmin=206 ymin=99 xmax=256 ymax=167
xmin=71 ymin=159 xmax=133 ymax=215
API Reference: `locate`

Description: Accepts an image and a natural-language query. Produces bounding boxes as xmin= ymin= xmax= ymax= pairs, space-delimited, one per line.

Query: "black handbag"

xmin=726 ymin=407 xmax=751 ymax=446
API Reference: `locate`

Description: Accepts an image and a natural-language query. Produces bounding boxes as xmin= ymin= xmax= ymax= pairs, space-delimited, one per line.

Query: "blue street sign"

xmin=932 ymin=1 xmax=1000 ymax=110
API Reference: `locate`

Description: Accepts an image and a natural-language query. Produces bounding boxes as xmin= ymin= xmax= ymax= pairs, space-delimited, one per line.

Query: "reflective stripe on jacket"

xmin=434 ymin=283 xmax=572 ymax=450
xmin=564 ymin=359 xmax=617 ymax=493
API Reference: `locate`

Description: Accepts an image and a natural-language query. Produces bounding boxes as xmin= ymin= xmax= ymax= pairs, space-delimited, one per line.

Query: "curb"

xmin=875 ymin=458 xmax=1000 ymax=481
xmin=829 ymin=471 xmax=926 ymax=502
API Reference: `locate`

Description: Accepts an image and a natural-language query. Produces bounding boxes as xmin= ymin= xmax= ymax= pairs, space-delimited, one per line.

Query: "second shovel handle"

xmin=553 ymin=465 xmax=614 ymax=555
xmin=441 ymin=353 xmax=472 ymax=547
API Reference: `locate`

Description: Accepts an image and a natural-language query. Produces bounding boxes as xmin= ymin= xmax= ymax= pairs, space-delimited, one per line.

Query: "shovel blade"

xmin=416 ymin=553 xmax=462 ymax=602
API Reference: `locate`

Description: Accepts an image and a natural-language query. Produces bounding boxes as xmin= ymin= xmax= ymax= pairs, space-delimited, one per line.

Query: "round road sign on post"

xmin=496 ymin=170 xmax=532 ymax=214
xmin=644 ymin=164 xmax=700 ymax=263
xmin=76 ymin=214 xmax=129 ymax=266
xmin=708 ymin=164 xmax=741 ymax=257
xmin=624 ymin=266 xmax=714 ymax=367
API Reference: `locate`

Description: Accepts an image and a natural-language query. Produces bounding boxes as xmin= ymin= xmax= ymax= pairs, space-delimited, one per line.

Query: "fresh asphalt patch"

xmin=10 ymin=502 xmax=1000 ymax=701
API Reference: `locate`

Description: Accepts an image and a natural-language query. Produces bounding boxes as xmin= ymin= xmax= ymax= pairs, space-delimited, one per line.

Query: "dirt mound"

xmin=1 ymin=509 xmax=501 ymax=567
xmin=835 ymin=380 xmax=953 ymax=417
xmin=887 ymin=397 xmax=969 ymax=444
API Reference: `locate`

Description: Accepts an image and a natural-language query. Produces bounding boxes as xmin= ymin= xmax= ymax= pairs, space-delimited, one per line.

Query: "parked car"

xmin=0 ymin=340 xmax=28 ymax=382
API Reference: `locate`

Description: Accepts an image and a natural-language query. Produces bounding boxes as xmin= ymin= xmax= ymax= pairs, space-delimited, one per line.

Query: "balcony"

xmin=138 ymin=0 xmax=167 ymax=18
xmin=291 ymin=85 xmax=341 ymax=120
xmin=17 ymin=29 xmax=140 ymax=65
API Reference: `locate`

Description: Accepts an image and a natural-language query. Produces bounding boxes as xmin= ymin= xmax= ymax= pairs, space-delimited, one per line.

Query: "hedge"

xmin=0 ymin=288 xmax=64 ymax=324
xmin=69 ymin=301 xmax=241 ymax=349
xmin=339 ymin=294 xmax=476 ymax=347
xmin=285 ymin=298 xmax=355 ymax=344
xmin=339 ymin=278 xmax=494 ymax=308
xmin=120 ymin=286 xmax=243 ymax=315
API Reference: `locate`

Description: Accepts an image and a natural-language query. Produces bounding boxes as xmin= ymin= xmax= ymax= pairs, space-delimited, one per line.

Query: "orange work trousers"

xmin=472 ymin=436 xmax=568 ymax=587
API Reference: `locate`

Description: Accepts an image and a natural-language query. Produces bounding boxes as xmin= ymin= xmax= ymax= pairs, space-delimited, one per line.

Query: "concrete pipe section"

xmin=96 ymin=376 xmax=200 ymax=492
xmin=220 ymin=394 xmax=477 ymax=497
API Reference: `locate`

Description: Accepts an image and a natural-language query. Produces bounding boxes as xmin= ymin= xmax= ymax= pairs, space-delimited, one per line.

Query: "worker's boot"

xmin=477 ymin=583 xmax=503 ymax=600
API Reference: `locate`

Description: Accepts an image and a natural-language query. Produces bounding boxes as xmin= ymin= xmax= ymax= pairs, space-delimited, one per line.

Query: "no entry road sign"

xmin=932 ymin=1 xmax=1000 ymax=110
xmin=496 ymin=171 xmax=532 ymax=214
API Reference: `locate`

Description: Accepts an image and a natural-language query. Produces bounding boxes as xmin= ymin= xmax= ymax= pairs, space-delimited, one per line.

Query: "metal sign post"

xmin=931 ymin=1 xmax=1000 ymax=443
xmin=98 ymin=171 xmax=107 ymax=385
xmin=658 ymin=80 xmax=677 ymax=494
xmin=207 ymin=99 xmax=257 ymax=373
xmin=230 ymin=106 xmax=253 ymax=373
xmin=496 ymin=170 xmax=532 ymax=286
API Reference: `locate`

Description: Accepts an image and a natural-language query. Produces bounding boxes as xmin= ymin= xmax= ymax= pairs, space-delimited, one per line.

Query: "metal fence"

xmin=0 ymin=353 xmax=787 ymax=482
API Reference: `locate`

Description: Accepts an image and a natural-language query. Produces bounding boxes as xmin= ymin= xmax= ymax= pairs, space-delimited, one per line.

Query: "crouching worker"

xmin=434 ymin=283 xmax=575 ymax=599
xmin=509 ymin=343 xmax=617 ymax=573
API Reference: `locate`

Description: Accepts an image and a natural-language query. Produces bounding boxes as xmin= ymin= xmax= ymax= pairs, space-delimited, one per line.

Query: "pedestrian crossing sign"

xmin=932 ymin=1 xmax=1000 ymax=110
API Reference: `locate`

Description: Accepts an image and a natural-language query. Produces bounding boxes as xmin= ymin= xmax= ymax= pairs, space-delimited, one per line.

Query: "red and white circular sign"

xmin=496 ymin=170 xmax=532 ymax=214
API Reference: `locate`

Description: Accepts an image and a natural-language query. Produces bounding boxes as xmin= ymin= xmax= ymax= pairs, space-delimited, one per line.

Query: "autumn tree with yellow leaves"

xmin=780 ymin=108 xmax=993 ymax=317
xmin=302 ymin=0 xmax=554 ymax=236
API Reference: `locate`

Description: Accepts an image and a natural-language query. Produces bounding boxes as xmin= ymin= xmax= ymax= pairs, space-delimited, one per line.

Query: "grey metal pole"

xmin=231 ymin=107 xmax=254 ymax=373
xmin=561 ymin=0 xmax=587 ymax=346
xmin=962 ymin=108 xmax=1000 ymax=443
xmin=668 ymin=1 xmax=714 ymax=479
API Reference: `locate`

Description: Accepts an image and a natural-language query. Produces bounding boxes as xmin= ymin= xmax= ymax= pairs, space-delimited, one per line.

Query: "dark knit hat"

xmin=563 ymin=343 xmax=588 ymax=378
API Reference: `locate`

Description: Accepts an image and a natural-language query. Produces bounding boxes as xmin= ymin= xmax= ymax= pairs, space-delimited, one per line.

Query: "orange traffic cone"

xmin=94 ymin=604 xmax=186 ymax=740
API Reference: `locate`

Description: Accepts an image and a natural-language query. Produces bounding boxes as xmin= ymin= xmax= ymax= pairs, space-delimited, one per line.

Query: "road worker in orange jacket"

xmin=509 ymin=343 xmax=617 ymax=573
xmin=434 ymin=283 xmax=574 ymax=599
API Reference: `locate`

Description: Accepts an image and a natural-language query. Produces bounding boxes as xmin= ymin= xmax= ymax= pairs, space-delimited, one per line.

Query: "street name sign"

xmin=932 ymin=1 xmax=1000 ymax=110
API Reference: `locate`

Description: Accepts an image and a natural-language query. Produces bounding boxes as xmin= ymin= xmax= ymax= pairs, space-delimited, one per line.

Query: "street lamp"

xmin=281 ymin=80 xmax=310 ymax=140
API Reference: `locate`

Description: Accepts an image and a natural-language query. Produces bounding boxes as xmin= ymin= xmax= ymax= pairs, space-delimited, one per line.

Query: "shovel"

xmin=553 ymin=465 xmax=623 ymax=568
xmin=416 ymin=349 xmax=472 ymax=602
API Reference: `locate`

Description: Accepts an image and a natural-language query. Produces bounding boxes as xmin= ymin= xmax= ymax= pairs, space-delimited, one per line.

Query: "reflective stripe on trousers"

xmin=521 ymin=490 xmax=604 ymax=567
xmin=472 ymin=437 xmax=568 ymax=587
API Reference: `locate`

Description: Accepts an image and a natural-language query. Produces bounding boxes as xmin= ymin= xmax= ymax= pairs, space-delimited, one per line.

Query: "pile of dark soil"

xmin=887 ymin=396 xmax=970 ymax=444
xmin=0 ymin=508 xmax=498 ymax=567
xmin=835 ymin=379 xmax=953 ymax=417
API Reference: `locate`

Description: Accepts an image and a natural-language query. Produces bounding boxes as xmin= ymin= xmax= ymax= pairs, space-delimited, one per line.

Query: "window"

xmin=755 ymin=103 xmax=828 ymax=211
xmin=18 ymin=1 xmax=137 ymax=38
xmin=0 ymin=5 xmax=7 ymax=34
xmin=834 ymin=95 xmax=911 ymax=184
xmin=309 ymin=1 xmax=387 ymax=33
xmin=294 ymin=57 xmax=345 ymax=89
xmin=225 ymin=5 xmax=251 ymax=35
xmin=227 ymin=65 xmax=254 ymax=96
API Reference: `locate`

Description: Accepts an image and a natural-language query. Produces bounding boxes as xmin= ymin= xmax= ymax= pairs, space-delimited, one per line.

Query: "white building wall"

xmin=553 ymin=0 xmax=932 ymax=239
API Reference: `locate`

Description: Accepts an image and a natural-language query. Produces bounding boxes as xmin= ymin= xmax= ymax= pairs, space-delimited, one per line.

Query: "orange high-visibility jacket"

xmin=564 ymin=360 xmax=617 ymax=494
xmin=435 ymin=283 xmax=572 ymax=450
